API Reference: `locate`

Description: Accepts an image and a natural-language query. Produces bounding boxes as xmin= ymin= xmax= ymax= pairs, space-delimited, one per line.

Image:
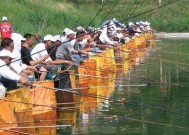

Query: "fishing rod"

xmin=54 ymin=70 xmax=135 ymax=84
xmin=125 ymin=117 xmax=188 ymax=131
xmin=33 ymin=84 xmax=189 ymax=119
xmin=124 ymin=101 xmax=189 ymax=118
xmin=5 ymin=84 xmax=189 ymax=121
xmin=0 ymin=107 xmax=188 ymax=131
xmin=127 ymin=3 xmax=139 ymax=18
xmin=159 ymin=50 xmax=189 ymax=56
xmin=85 ymin=0 xmax=109 ymax=29
xmin=9 ymin=124 xmax=71 ymax=129
xmin=0 ymin=128 xmax=30 ymax=135
xmin=148 ymin=57 xmax=189 ymax=67
xmin=98 ymin=0 xmax=120 ymax=27
xmin=120 ymin=0 xmax=181 ymax=23
xmin=15 ymin=76 xmax=189 ymax=119
xmin=126 ymin=99 xmax=189 ymax=114
xmin=1 ymin=97 xmax=78 ymax=112
xmin=145 ymin=57 xmax=189 ymax=72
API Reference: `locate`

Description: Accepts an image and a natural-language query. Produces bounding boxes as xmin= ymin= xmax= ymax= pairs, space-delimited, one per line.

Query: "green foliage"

xmin=0 ymin=0 xmax=188 ymax=35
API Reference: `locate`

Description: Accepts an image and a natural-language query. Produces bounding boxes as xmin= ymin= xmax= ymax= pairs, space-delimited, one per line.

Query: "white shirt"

xmin=31 ymin=43 xmax=51 ymax=61
xmin=99 ymin=27 xmax=114 ymax=45
xmin=11 ymin=33 xmax=27 ymax=73
xmin=11 ymin=48 xmax=27 ymax=73
xmin=0 ymin=59 xmax=21 ymax=81
xmin=70 ymin=39 xmax=76 ymax=47
xmin=116 ymin=33 xmax=124 ymax=39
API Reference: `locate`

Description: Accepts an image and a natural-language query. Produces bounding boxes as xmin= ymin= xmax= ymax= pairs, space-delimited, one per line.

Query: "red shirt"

xmin=0 ymin=22 xmax=12 ymax=39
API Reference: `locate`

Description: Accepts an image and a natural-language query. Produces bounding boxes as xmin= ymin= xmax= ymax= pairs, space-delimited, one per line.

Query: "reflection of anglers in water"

xmin=161 ymin=74 xmax=167 ymax=97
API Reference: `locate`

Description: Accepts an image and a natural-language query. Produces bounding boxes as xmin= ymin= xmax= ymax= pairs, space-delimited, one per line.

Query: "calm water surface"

xmin=59 ymin=38 xmax=189 ymax=135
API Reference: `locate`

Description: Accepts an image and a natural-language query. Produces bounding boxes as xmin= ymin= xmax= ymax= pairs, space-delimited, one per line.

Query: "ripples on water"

xmin=63 ymin=38 xmax=189 ymax=135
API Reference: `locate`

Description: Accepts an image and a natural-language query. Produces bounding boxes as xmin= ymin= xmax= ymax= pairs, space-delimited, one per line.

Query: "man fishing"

xmin=0 ymin=50 xmax=29 ymax=96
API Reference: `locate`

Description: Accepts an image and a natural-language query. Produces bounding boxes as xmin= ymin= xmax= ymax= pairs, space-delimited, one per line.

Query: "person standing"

xmin=0 ymin=16 xmax=12 ymax=40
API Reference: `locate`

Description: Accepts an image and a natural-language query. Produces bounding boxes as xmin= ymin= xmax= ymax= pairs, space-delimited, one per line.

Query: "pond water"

xmin=57 ymin=38 xmax=189 ymax=135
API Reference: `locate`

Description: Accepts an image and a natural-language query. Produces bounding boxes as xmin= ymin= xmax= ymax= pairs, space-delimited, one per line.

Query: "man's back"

xmin=56 ymin=41 xmax=74 ymax=61
xmin=0 ymin=22 xmax=12 ymax=39
xmin=21 ymin=46 xmax=33 ymax=65
xmin=31 ymin=42 xmax=52 ymax=62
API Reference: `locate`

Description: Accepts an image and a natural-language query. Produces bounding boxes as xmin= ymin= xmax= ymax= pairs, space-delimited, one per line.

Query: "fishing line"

xmin=98 ymin=0 xmax=120 ymax=27
xmin=124 ymin=101 xmax=189 ymax=118
xmin=121 ymin=0 xmax=181 ymax=23
xmin=85 ymin=0 xmax=109 ymax=29
xmin=126 ymin=1 xmax=141 ymax=21
xmin=4 ymin=84 xmax=189 ymax=125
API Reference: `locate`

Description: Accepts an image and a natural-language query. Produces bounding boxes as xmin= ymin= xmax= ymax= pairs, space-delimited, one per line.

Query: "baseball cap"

xmin=66 ymin=30 xmax=76 ymax=36
xmin=76 ymin=26 xmax=84 ymax=31
xmin=62 ymin=28 xmax=70 ymax=34
xmin=2 ymin=16 xmax=7 ymax=21
xmin=54 ymin=35 xmax=62 ymax=42
xmin=0 ymin=50 xmax=15 ymax=59
xmin=44 ymin=35 xmax=56 ymax=42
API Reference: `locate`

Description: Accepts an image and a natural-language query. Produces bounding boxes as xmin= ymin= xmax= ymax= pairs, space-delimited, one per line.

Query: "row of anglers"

xmin=0 ymin=19 xmax=152 ymax=99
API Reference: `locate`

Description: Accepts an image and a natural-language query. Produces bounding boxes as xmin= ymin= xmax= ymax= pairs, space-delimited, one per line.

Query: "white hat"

xmin=2 ymin=16 xmax=7 ymax=21
xmin=63 ymin=28 xmax=70 ymax=34
xmin=44 ymin=35 xmax=56 ymax=42
xmin=134 ymin=33 xmax=140 ymax=37
xmin=0 ymin=50 xmax=15 ymax=59
xmin=128 ymin=22 xmax=134 ymax=26
xmin=66 ymin=30 xmax=76 ymax=36
xmin=136 ymin=22 xmax=140 ymax=25
xmin=76 ymin=26 xmax=84 ymax=31
xmin=54 ymin=35 xmax=61 ymax=42
xmin=21 ymin=37 xmax=26 ymax=41
xmin=96 ymin=27 xmax=102 ymax=32
xmin=145 ymin=21 xmax=150 ymax=26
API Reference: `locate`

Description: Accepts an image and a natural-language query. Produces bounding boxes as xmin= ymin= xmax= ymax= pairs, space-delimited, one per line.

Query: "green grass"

xmin=0 ymin=0 xmax=188 ymax=36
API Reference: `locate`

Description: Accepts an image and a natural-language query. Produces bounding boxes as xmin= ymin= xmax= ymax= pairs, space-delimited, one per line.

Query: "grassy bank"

xmin=0 ymin=0 xmax=188 ymax=35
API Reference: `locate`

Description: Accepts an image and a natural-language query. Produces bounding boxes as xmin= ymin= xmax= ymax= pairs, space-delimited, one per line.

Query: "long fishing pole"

xmin=127 ymin=3 xmax=140 ymax=18
xmin=4 ymin=84 xmax=189 ymax=122
xmin=24 ymin=86 xmax=189 ymax=119
xmin=85 ymin=0 xmax=109 ymax=29
xmin=159 ymin=50 xmax=189 ymax=56
xmin=98 ymin=0 xmax=120 ymax=27
xmin=120 ymin=0 xmax=181 ymax=23
xmin=0 ymin=128 xmax=30 ymax=135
